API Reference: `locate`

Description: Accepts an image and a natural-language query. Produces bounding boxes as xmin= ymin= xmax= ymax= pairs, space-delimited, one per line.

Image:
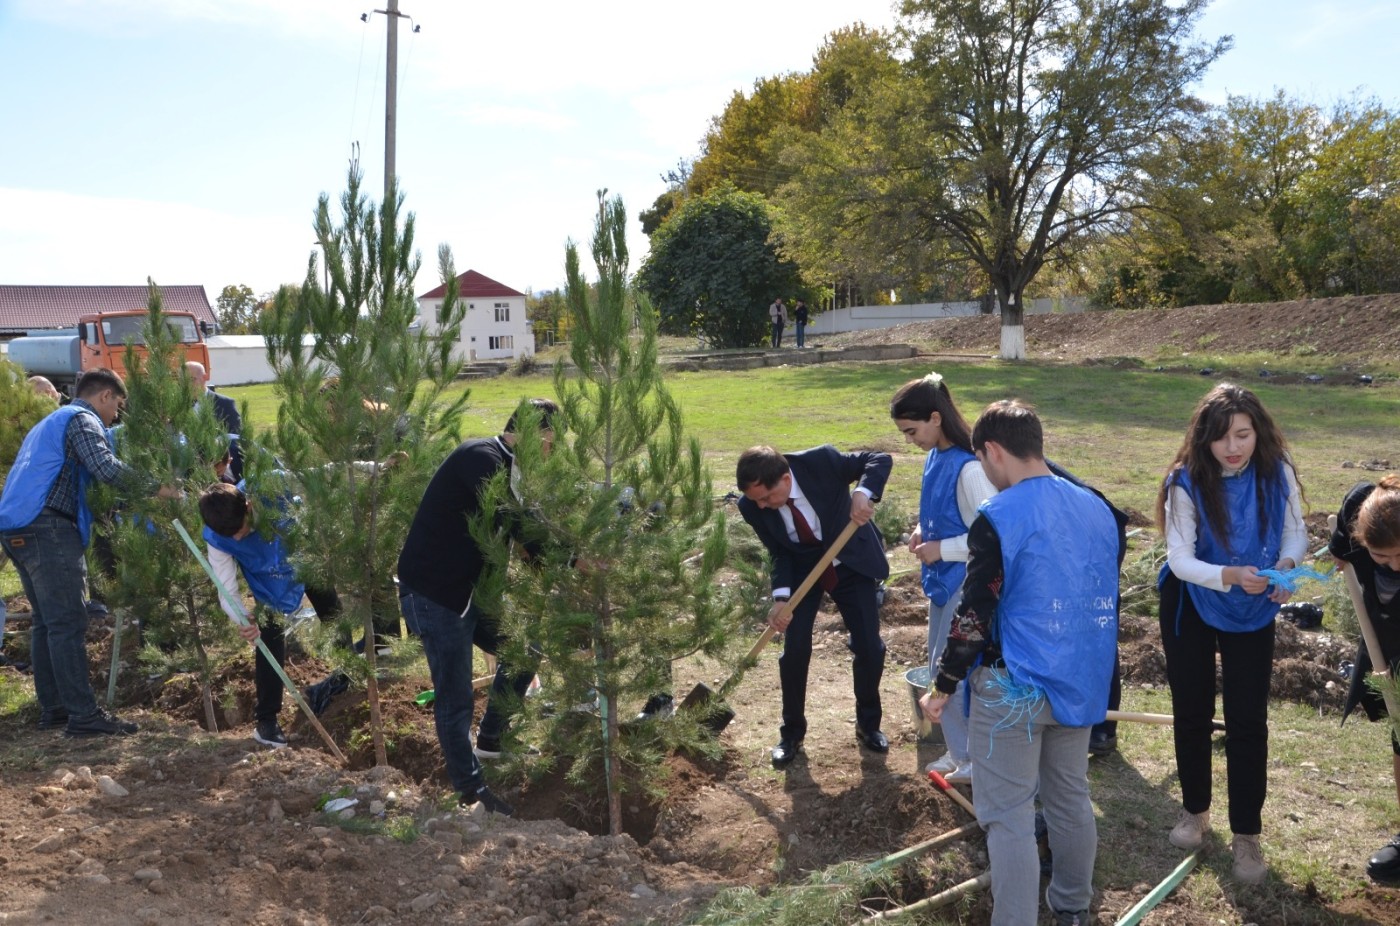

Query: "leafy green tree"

xmin=215 ymin=284 xmax=262 ymax=334
xmin=786 ymin=0 xmax=1227 ymax=358
xmin=262 ymin=164 xmax=469 ymax=768
xmin=1285 ymin=100 xmax=1400 ymax=297
xmin=92 ymin=287 xmax=235 ymax=731
xmin=479 ymin=194 xmax=746 ymax=836
xmin=636 ymin=184 xmax=802 ymax=348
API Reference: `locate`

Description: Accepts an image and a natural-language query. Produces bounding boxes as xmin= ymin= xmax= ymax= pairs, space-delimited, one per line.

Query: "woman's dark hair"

xmin=1355 ymin=474 xmax=1400 ymax=552
xmin=1155 ymin=382 xmax=1303 ymax=546
xmin=889 ymin=374 xmax=972 ymax=452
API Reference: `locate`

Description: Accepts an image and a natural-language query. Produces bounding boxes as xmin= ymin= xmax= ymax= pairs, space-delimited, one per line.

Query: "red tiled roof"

xmin=0 ymin=285 xmax=217 ymax=333
xmin=418 ymin=270 xmax=526 ymax=300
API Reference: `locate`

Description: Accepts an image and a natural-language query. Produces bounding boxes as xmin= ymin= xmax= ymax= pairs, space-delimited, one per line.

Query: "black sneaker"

xmin=1088 ymin=729 xmax=1117 ymax=757
xmin=37 ymin=708 xmax=69 ymax=731
xmin=252 ymin=720 xmax=289 ymax=749
xmin=473 ymin=734 xmax=503 ymax=760
xmin=1053 ymin=911 xmax=1089 ymax=926
xmin=462 ymin=785 xmax=513 ymax=817
xmin=634 ymin=693 xmax=676 ymax=723
xmin=64 ymin=710 xmax=138 ymax=738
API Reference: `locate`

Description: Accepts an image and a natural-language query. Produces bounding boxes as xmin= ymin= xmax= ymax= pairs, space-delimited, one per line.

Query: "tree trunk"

xmin=359 ymin=595 xmax=388 ymax=768
xmin=188 ymin=595 xmax=220 ymax=733
xmin=998 ymin=292 xmax=1026 ymax=361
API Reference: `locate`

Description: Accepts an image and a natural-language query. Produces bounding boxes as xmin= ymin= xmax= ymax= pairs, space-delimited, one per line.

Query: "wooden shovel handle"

xmin=746 ymin=519 xmax=863 ymax=662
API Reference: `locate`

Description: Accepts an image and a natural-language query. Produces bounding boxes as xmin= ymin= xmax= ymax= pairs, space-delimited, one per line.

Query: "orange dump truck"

xmin=8 ymin=310 xmax=213 ymax=396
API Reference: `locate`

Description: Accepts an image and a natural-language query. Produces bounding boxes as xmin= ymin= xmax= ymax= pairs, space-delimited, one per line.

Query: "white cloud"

xmin=0 ymin=188 xmax=312 ymax=296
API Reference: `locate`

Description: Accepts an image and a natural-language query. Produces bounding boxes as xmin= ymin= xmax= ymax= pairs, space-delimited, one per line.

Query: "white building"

xmin=417 ymin=270 xmax=532 ymax=362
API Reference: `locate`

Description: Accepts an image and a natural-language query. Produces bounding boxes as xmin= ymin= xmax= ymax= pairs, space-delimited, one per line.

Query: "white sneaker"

xmin=925 ymin=752 xmax=959 ymax=775
xmin=944 ymin=762 xmax=973 ymax=785
xmin=1169 ymin=808 xmax=1211 ymax=850
xmin=1231 ymin=833 xmax=1267 ymax=884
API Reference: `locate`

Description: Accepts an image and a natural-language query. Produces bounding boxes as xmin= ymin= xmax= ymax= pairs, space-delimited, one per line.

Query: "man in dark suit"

xmin=186 ymin=362 xmax=243 ymax=482
xmin=736 ymin=444 xmax=892 ymax=768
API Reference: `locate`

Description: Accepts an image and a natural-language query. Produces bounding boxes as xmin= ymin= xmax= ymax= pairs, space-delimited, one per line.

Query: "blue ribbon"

xmin=1255 ymin=564 xmax=1334 ymax=592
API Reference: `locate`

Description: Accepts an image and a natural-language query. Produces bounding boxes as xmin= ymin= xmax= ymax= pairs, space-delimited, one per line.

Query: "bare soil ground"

xmin=3 ymin=296 xmax=1400 ymax=925
xmin=826 ymin=293 xmax=1400 ymax=374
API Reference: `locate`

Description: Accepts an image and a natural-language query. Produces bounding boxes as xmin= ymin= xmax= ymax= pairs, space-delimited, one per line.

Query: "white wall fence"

xmin=805 ymin=296 xmax=1088 ymax=335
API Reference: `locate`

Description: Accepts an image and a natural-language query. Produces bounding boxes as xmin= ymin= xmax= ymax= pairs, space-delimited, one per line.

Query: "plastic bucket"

xmin=905 ymin=666 xmax=945 ymax=746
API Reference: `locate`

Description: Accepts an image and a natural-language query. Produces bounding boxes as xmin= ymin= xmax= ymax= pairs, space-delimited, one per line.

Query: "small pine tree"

xmin=91 ymin=285 xmax=237 ymax=731
xmin=478 ymin=193 xmax=747 ymax=835
xmin=262 ymin=163 xmax=469 ymax=768
xmin=0 ymin=359 xmax=58 ymax=469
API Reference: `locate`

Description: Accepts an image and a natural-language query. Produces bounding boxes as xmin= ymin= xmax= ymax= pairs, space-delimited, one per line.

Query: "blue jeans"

xmin=795 ymin=322 xmax=806 ymax=347
xmin=3 ymin=512 xmax=100 ymax=719
xmin=399 ymin=586 xmax=535 ymax=797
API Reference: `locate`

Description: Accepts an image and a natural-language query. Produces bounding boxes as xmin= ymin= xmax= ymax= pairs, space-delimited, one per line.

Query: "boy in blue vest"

xmin=198 ymin=481 xmax=341 ymax=748
xmin=0 ymin=368 xmax=178 ymax=736
xmin=922 ymin=400 xmax=1119 ymax=926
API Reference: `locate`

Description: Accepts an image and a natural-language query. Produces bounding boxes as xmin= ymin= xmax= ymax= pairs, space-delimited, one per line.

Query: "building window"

xmin=489 ymin=335 xmax=514 ymax=350
xmin=494 ymin=303 xmax=510 ymax=322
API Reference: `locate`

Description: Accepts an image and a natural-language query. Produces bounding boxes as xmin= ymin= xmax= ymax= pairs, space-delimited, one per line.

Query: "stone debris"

xmin=96 ymin=776 xmax=129 ymax=798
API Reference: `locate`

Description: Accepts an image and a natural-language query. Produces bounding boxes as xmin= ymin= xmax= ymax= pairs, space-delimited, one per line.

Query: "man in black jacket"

xmin=737 ymin=444 xmax=891 ymax=768
xmin=396 ymin=399 xmax=557 ymax=816
xmin=186 ymin=362 xmax=243 ymax=482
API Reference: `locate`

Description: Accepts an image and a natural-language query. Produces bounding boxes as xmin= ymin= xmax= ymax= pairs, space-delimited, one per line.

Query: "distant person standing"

xmin=793 ymin=300 xmax=810 ymax=349
xmin=769 ymin=297 xmax=788 ymax=349
xmin=28 ymin=376 xmax=62 ymax=404
xmin=186 ymin=361 xmax=243 ymax=483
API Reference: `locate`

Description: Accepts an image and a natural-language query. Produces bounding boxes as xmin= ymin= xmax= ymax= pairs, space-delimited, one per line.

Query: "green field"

xmin=226 ymin=358 xmax=1400 ymax=522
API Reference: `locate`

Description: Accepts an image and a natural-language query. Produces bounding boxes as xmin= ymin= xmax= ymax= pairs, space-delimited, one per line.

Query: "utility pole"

xmin=383 ymin=0 xmax=399 ymax=206
xmin=363 ymin=3 xmax=418 ymax=207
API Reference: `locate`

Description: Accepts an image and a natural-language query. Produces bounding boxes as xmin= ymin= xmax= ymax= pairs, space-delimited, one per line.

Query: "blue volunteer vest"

xmin=0 ymin=404 xmax=109 ymax=546
xmin=1161 ymin=462 xmax=1288 ymax=633
xmin=203 ymin=496 xmax=305 ymax=615
xmin=980 ymin=475 xmax=1119 ymax=727
xmin=919 ymin=446 xmax=977 ymax=606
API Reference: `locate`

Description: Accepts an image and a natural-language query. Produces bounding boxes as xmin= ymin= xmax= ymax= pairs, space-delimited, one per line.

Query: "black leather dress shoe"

xmin=1368 ymin=833 xmax=1400 ymax=883
xmin=771 ymin=738 xmax=803 ymax=768
xmin=855 ymin=727 xmax=889 ymax=753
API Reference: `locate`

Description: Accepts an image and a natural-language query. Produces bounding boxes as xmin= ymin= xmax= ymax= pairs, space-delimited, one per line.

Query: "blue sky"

xmin=1 ymin=0 xmax=1397 ymax=302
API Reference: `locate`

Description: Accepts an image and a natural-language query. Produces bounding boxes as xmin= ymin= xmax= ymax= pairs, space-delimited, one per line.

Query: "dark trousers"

xmin=3 ymin=513 xmax=101 ymax=720
xmin=770 ymin=321 xmax=784 ymax=348
xmin=1091 ymin=649 xmax=1122 ymax=738
xmin=795 ymin=322 xmax=806 ymax=348
xmin=779 ymin=564 xmax=885 ymax=742
xmin=1159 ymin=573 xmax=1274 ymax=835
xmin=398 ymin=586 xmax=535 ymax=796
xmin=254 ymin=585 xmax=340 ymax=722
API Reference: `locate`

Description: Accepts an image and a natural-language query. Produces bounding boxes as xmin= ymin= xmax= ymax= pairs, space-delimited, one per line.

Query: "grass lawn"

xmin=225 ymin=357 xmax=1400 ymax=520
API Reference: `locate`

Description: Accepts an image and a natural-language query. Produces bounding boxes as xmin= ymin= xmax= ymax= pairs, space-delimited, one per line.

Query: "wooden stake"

xmin=864 ymin=871 xmax=991 ymax=921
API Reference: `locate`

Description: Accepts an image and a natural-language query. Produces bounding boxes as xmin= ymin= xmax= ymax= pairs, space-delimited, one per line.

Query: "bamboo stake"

xmin=866 ymin=821 xmax=980 ymax=872
xmin=864 ymin=871 xmax=991 ymax=921
xmin=1329 ymin=514 xmax=1400 ymax=720
xmin=1114 ymin=852 xmax=1198 ymax=926
xmin=172 ymin=519 xmax=346 ymax=762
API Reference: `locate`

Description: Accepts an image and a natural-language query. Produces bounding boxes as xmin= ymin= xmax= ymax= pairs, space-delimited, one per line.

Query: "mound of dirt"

xmin=829 ymin=293 xmax=1400 ymax=370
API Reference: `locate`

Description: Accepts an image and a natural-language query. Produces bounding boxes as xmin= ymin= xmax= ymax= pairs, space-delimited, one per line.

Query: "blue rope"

xmin=1255 ymin=564 xmax=1333 ymax=593
xmin=977 ymin=667 xmax=1046 ymax=758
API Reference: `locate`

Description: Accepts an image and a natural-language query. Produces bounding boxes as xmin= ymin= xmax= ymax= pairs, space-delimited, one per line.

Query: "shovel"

xmin=680 ymin=519 xmax=860 ymax=733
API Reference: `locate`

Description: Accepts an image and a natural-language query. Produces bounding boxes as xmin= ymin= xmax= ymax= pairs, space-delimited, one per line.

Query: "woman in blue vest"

xmin=891 ymin=371 xmax=997 ymax=784
xmin=1156 ymin=383 xmax=1307 ymax=884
